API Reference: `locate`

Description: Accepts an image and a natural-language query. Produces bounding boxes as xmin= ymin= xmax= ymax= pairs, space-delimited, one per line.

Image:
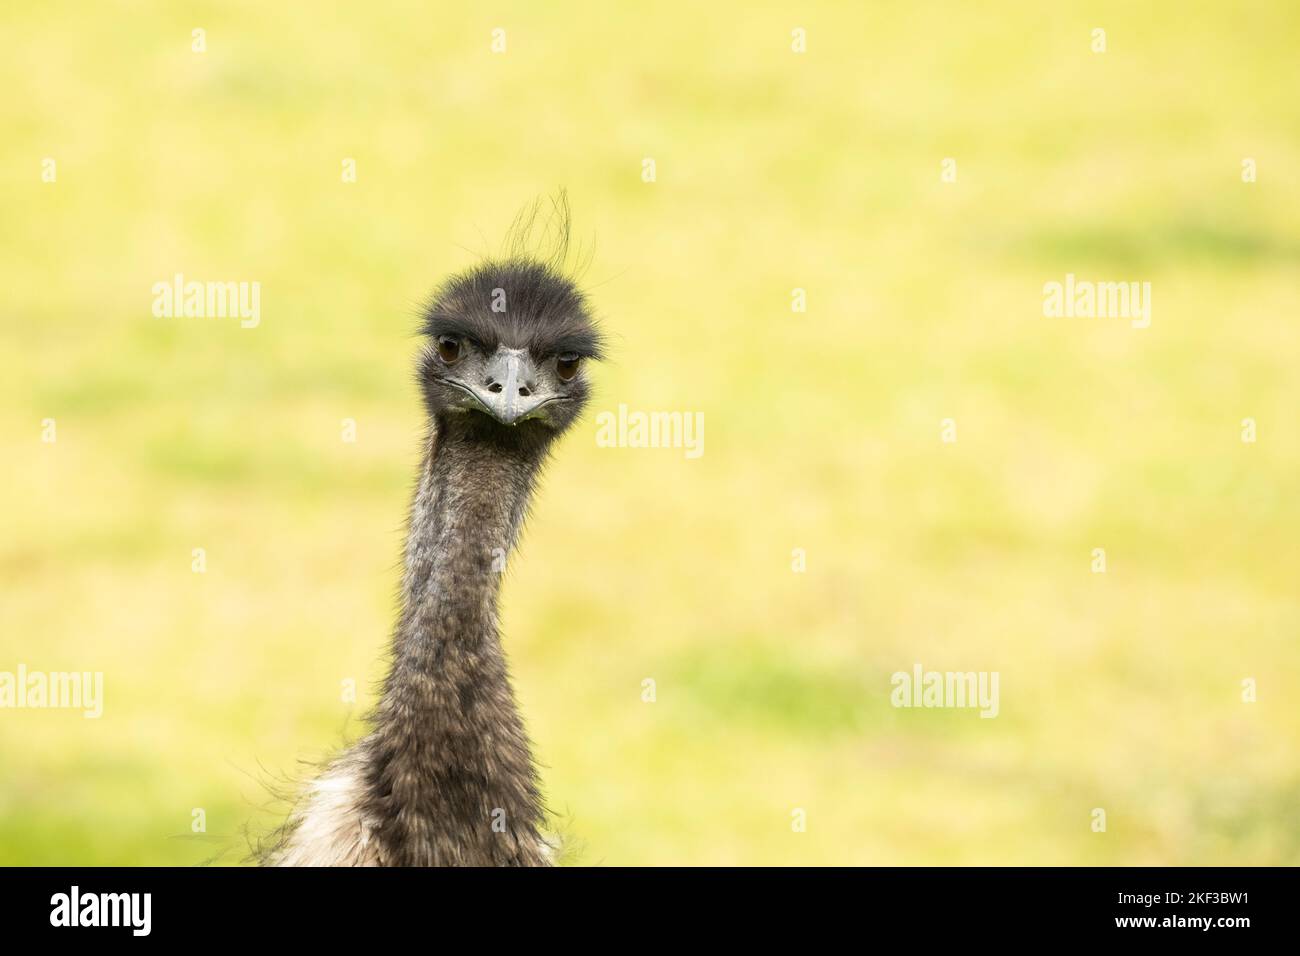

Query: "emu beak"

xmin=474 ymin=348 xmax=549 ymax=426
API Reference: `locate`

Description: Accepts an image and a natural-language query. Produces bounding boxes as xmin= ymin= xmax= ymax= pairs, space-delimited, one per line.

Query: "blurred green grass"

xmin=1 ymin=0 xmax=1298 ymax=864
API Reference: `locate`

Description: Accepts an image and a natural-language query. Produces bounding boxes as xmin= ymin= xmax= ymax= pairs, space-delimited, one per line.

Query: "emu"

xmin=265 ymin=234 xmax=604 ymax=866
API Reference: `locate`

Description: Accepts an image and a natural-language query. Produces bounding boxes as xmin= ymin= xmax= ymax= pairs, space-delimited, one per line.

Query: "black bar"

xmin=0 ymin=867 xmax=1286 ymax=941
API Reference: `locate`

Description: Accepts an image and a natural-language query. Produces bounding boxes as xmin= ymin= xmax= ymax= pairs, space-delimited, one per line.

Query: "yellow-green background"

xmin=2 ymin=1 xmax=1297 ymax=865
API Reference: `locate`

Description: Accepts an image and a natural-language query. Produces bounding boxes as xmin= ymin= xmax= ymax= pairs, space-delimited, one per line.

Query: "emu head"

xmin=419 ymin=259 xmax=604 ymax=442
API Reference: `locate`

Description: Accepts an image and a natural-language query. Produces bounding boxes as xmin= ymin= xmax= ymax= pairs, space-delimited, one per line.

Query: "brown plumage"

xmin=265 ymin=227 xmax=604 ymax=866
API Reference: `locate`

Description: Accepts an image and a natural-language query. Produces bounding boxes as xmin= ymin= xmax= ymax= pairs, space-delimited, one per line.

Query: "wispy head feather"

xmin=421 ymin=193 xmax=605 ymax=359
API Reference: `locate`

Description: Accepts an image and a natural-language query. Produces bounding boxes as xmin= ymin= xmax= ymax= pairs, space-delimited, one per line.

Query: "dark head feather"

xmin=420 ymin=258 xmax=605 ymax=359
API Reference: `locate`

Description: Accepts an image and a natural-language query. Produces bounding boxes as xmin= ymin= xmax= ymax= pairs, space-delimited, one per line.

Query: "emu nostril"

xmin=487 ymin=382 xmax=503 ymax=394
xmin=517 ymin=384 xmax=531 ymax=397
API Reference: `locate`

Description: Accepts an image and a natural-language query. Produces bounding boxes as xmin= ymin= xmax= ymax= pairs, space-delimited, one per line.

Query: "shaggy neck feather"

xmin=360 ymin=418 xmax=553 ymax=866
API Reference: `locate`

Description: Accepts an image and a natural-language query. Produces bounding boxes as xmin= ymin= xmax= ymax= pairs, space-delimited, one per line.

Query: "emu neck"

xmin=364 ymin=419 xmax=552 ymax=866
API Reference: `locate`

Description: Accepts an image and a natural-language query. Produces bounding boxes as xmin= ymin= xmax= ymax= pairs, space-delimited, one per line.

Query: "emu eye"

xmin=436 ymin=336 xmax=461 ymax=363
xmin=556 ymin=353 xmax=581 ymax=382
